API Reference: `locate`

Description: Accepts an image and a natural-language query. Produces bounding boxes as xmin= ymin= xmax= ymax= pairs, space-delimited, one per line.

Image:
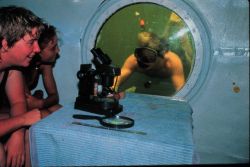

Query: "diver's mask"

xmin=134 ymin=47 xmax=158 ymax=69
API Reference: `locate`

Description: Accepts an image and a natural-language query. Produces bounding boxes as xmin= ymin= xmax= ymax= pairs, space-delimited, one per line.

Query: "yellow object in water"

xmin=170 ymin=12 xmax=181 ymax=23
xmin=125 ymin=86 xmax=137 ymax=93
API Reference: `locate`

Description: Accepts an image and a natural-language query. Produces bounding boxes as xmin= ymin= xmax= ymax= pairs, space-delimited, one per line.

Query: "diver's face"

xmin=135 ymin=47 xmax=157 ymax=69
xmin=40 ymin=35 xmax=60 ymax=63
xmin=137 ymin=58 xmax=156 ymax=69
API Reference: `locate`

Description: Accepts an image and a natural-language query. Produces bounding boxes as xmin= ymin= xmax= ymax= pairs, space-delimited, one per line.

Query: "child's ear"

xmin=1 ymin=39 xmax=9 ymax=51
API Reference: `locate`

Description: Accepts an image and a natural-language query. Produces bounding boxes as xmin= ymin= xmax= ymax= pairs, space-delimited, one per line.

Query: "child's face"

xmin=4 ymin=27 xmax=41 ymax=67
xmin=40 ymin=35 xmax=60 ymax=63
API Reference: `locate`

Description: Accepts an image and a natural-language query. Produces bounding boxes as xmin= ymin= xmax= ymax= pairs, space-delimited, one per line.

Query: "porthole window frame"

xmin=80 ymin=0 xmax=211 ymax=101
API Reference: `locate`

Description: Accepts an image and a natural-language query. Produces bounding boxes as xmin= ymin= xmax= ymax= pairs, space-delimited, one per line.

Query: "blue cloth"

xmin=30 ymin=93 xmax=194 ymax=166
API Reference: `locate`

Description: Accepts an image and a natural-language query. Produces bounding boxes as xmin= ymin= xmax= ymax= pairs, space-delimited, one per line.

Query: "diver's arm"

xmin=113 ymin=55 xmax=137 ymax=90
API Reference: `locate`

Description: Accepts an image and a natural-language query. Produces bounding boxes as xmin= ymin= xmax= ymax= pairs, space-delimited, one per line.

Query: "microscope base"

xmin=74 ymin=96 xmax=123 ymax=116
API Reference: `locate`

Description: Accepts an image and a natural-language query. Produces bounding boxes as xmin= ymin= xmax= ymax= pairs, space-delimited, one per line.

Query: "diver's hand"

xmin=106 ymin=92 xmax=125 ymax=100
xmin=117 ymin=92 xmax=125 ymax=99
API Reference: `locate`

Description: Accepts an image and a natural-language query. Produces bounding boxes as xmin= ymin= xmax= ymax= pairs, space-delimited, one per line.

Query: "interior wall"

xmin=188 ymin=0 xmax=249 ymax=163
xmin=0 ymin=0 xmax=249 ymax=164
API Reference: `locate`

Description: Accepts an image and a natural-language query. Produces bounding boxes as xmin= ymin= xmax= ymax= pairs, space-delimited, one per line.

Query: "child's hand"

xmin=23 ymin=109 xmax=41 ymax=126
xmin=25 ymin=93 xmax=44 ymax=109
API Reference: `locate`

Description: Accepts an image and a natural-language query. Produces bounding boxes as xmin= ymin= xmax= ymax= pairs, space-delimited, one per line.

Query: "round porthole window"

xmin=81 ymin=0 xmax=211 ymax=101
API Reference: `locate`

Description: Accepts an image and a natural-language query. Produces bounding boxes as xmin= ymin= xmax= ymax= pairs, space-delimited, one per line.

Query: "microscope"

xmin=74 ymin=48 xmax=123 ymax=117
xmin=74 ymin=48 xmax=134 ymax=129
xmin=74 ymin=48 xmax=135 ymax=128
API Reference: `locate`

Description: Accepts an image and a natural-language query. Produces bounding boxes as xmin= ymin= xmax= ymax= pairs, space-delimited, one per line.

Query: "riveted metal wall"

xmin=0 ymin=0 xmax=249 ymax=164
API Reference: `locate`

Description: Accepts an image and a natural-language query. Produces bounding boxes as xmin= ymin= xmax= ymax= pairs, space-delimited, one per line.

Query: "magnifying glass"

xmin=100 ymin=115 xmax=134 ymax=129
xmin=73 ymin=114 xmax=134 ymax=129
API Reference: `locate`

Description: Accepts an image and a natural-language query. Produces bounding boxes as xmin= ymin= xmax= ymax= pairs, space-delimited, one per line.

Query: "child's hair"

xmin=38 ymin=23 xmax=57 ymax=49
xmin=0 ymin=5 xmax=44 ymax=48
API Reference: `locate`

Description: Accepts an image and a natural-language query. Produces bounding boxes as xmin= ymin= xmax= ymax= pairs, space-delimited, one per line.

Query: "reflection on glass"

xmin=95 ymin=3 xmax=195 ymax=96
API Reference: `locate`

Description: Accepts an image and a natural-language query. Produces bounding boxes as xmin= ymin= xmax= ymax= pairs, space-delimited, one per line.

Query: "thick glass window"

xmin=95 ymin=3 xmax=195 ymax=96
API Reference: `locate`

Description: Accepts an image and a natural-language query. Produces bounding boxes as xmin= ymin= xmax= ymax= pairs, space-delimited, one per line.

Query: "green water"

xmin=96 ymin=3 xmax=195 ymax=96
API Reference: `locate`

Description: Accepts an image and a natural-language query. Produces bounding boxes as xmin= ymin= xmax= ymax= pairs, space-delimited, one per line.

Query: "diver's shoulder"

xmin=165 ymin=51 xmax=182 ymax=62
xmin=165 ymin=50 xmax=179 ymax=57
